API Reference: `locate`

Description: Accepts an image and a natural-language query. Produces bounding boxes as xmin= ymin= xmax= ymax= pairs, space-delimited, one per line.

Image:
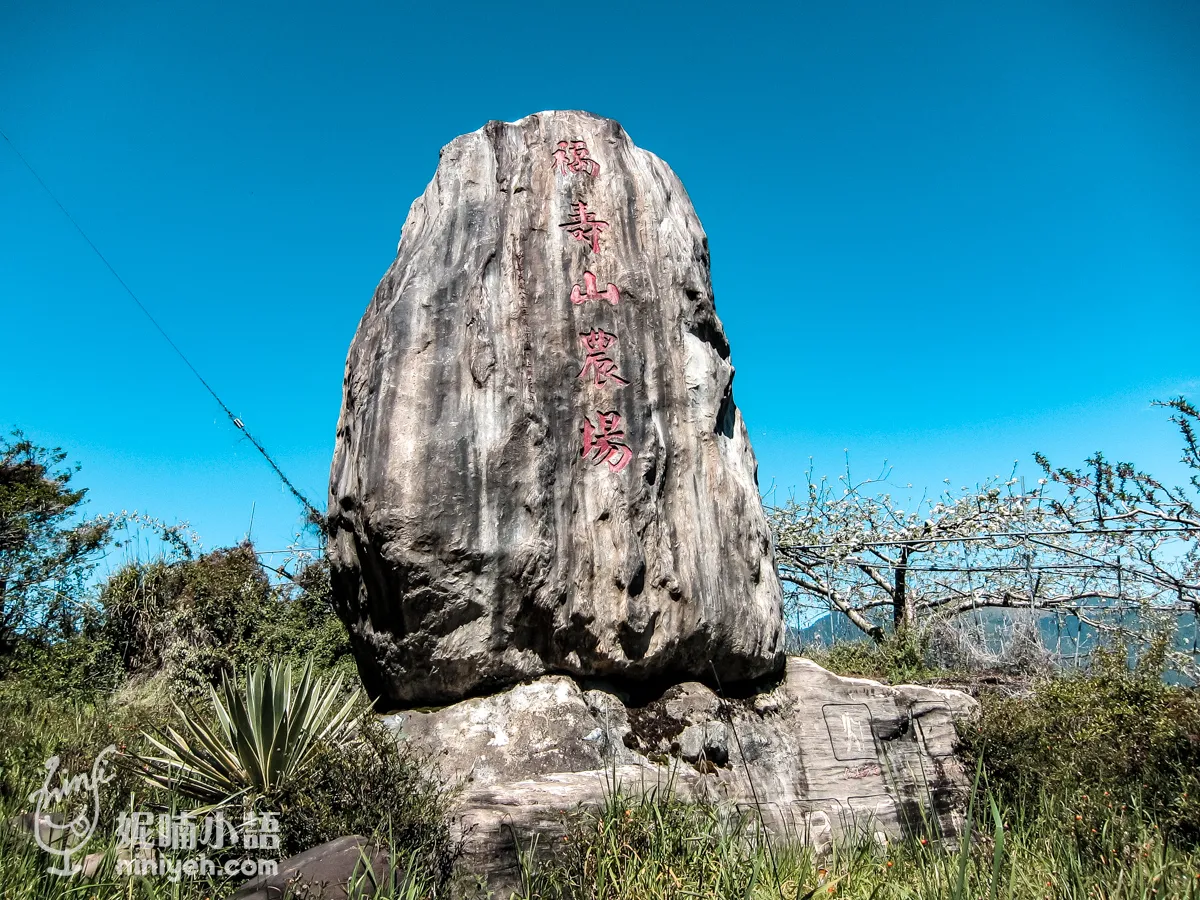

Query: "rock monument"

xmin=328 ymin=110 xmax=784 ymax=707
xmin=328 ymin=112 xmax=976 ymax=889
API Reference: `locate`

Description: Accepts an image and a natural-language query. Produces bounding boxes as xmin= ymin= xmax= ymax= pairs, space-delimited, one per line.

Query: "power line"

xmin=1 ymin=127 xmax=322 ymax=524
xmin=778 ymin=525 xmax=1198 ymax=551
xmin=785 ymin=562 xmax=1167 ymax=574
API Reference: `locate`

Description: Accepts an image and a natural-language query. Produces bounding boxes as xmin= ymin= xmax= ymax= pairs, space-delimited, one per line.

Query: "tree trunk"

xmin=893 ymin=546 xmax=913 ymax=632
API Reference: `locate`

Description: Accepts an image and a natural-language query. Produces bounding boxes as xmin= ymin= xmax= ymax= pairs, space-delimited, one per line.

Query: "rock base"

xmin=386 ymin=658 xmax=976 ymax=889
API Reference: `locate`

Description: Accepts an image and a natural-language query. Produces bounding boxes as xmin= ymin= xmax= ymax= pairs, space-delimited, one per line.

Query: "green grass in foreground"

xmin=4 ymin=639 xmax=1199 ymax=899
xmin=0 ymin=803 xmax=441 ymax=900
xmin=5 ymin=775 xmax=1200 ymax=899
xmin=512 ymin=785 xmax=1200 ymax=900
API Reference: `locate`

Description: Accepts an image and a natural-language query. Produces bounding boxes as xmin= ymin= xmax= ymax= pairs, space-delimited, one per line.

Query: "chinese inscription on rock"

xmin=570 ymin=271 xmax=620 ymax=306
xmin=553 ymin=139 xmax=633 ymax=475
xmin=559 ymin=201 xmax=609 ymax=254
xmin=552 ymin=140 xmax=601 ymax=177
xmin=578 ymin=329 xmax=629 ymax=388
xmin=582 ymin=411 xmax=633 ymax=473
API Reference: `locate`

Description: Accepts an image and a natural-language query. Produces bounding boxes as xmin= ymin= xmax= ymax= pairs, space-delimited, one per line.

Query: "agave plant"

xmin=138 ymin=657 xmax=365 ymax=803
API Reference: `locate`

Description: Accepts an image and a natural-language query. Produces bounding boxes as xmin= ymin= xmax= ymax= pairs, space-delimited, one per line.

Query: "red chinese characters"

xmin=552 ymin=140 xmax=601 ymax=177
xmin=553 ymin=139 xmax=635 ymax=475
xmin=578 ymin=329 xmax=629 ymax=387
xmin=570 ymin=271 xmax=620 ymax=306
xmin=581 ymin=411 xmax=633 ymax=473
xmin=559 ymin=201 xmax=609 ymax=254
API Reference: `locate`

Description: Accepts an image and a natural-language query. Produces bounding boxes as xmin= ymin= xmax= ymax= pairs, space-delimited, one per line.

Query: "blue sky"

xmin=2 ymin=0 xmax=1198 ymax=566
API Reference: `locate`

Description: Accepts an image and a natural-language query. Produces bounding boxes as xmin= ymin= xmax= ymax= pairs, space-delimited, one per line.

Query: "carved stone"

xmin=388 ymin=658 xmax=978 ymax=891
xmin=328 ymin=110 xmax=784 ymax=706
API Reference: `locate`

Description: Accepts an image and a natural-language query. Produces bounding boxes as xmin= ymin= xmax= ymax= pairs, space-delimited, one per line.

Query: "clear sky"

xmin=2 ymin=1 xmax=1198 ymax=566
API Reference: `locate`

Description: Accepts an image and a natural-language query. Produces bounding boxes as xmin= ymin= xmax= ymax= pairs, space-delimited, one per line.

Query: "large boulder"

xmin=328 ymin=110 xmax=784 ymax=706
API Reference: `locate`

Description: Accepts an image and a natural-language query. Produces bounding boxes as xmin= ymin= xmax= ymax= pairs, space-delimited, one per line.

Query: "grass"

xmin=7 ymin=781 xmax=1200 ymax=900
xmin=803 ymin=632 xmax=949 ymax=685
xmin=0 ymin=801 xmax=441 ymax=900
xmin=0 ymin=673 xmax=452 ymax=899
xmin=4 ymin=637 xmax=1200 ymax=899
xmin=512 ymin=783 xmax=1200 ymax=900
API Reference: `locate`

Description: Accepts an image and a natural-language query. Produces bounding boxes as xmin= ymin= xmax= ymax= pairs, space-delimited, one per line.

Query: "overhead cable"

xmin=1 ymin=126 xmax=322 ymax=524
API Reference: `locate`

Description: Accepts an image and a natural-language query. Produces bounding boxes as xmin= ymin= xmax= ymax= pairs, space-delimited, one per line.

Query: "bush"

xmin=100 ymin=544 xmax=272 ymax=693
xmin=0 ymin=609 xmax=122 ymax=703
xmin=257 ymin=557 xmax=358 ymax=677
xmin=271 ymin=716 xmax=457 ymax=880
xmin=807 ymin=631 xmax=941 ymax=683
xmin=0 ymin=665 xmax=454 ymax=896
xmin=99 ymin=545 xmax=353 ymax=696
xmin=960 ymin=638 xmax=1200 ymax=848
xmin=138 ymin=656 xmax=364 ymax=804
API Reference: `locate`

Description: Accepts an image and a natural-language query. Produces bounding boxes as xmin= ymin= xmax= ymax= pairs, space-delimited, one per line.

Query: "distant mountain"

xmin=790 ymin=606 xmax=1198 ymax=682
xmin=791 ymin=611 xmax=874 ymax=649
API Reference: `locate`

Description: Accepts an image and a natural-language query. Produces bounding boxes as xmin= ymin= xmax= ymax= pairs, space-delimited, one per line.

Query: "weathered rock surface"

xmin=328 ymin=110 xmax=784 ymax=706
xmin=388 ymin=658 xmax=977 ymax=889
xmin=231 ymin=835 xmax=391 ymax=899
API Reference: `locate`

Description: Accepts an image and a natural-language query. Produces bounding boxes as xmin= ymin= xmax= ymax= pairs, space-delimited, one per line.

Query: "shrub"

xmin=0 ymin=678 xmax=173 ymax=823
xmin=100 ymin=546 xmax=354 ymax=695
xmin=960 ymin=637 xmax=1200 ymax=848
xmin=271 ymin=716 xmax=457 ymax=880
xmin=257 ymin=558 xmax=358 ymax=677
xmin=807 ymin=630 xmax=941 ymax=683
xmin=100 ymin=544 xmax=274 ymax=693
xmin=99 ymin=556 xmax=185 ymax=676
xmin=0 ymin=609 xmax=122 ymax=703
xmin=0 ymin=667 xmax=453 ymax=896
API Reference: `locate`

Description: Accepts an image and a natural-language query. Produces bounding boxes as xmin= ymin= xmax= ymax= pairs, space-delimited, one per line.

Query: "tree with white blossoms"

xmin=767 ymin=397 xmax=1200 ymax=669
xmin=1033 ymin=398 xmax=1200 ymax=621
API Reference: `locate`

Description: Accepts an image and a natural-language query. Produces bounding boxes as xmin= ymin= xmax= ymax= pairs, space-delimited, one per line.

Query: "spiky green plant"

xmin=137 ymin=656 xmax=365 ymax=804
